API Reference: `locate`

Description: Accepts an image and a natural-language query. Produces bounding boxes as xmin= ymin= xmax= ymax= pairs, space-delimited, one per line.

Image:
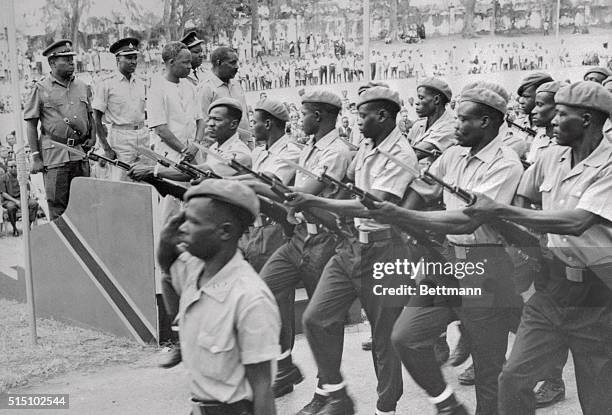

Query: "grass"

xmin=0 ymin=299 xmax=156 ymax=394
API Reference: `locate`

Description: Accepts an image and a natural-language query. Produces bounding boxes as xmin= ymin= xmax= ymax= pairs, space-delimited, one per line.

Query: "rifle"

xmin=54 ymin=142 xmax=188 ymax=199
xmin=137 ymin=146 xmax=297 ymax=236
xmin=506 ymin=114 xmax=537 ymax=137
xmin=375 ymin=147 xmax=542 ymax=249
xmin=337 ymin=136 xmax=441 ymax=160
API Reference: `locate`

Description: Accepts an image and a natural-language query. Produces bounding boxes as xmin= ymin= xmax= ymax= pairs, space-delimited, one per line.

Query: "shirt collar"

xmin=116 ymin=71 xmax=135 ymax=83
xmin=367 ymin=126 xmax=403 ymax=154
xmin=267 ymin=134 xmax=289 ymax=153
xmin=215 ymin=133 xmax=240 ymax=151
xmin=459 ymin=133 xmax=503 ymax=164
xmin=208 ymin=71 xmax=231 ymax=88
xmin=198 ymin=251 xmax=244 ymax=302
xmin=49 ymin=72 xmax=74 ymax=87
xmin=312 ymin=129 xmax=339 ymax=151
xmin=580 ymin=137 xmax=612 ymax=168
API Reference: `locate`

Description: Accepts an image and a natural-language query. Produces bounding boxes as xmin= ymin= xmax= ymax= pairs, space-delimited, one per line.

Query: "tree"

xmin=44 ymin=0 xmax=91 ymax=49
xmin=461 ymin=0 xmax=476 ymax=38
xmin=250 ymin=0 xmax=259 ymax=56
xmin=389 ymin=0 xmax=398 ymax=40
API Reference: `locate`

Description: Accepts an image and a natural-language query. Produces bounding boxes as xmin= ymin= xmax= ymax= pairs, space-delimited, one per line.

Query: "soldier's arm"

xmin=156 ymin=212 xmax=185 ymax=274
xmin=245 ymin=362 xmax=276 ymax=415
xmin=93 ymin=110 xmax=115 ymax=159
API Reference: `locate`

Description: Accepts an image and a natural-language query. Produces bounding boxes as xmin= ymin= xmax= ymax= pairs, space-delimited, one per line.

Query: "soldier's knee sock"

xmin=430 ymin=385 xmax=459 ymax=410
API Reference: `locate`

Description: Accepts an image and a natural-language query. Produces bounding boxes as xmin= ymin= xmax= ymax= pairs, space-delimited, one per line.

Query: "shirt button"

xmin=562 ymin=237 xmax=567 ymax=242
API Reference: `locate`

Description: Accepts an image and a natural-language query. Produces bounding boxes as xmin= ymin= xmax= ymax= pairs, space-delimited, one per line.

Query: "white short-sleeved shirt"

xmin=172 ymin=251 xmax=281 ymax=403
xmin=251 ymin=135 xmax=301 ymax=185
xmin=147 ymin=75 xmax=202 ymax=162
xmin=406 ymin=107 xmax=456 ymax=153
xmin=92 ymin=71 xmax=146 ymax=126
xmin=348 ymin=127 xmax=418 ymax=232
xmin=412 ymin=134 xmax=524 ymax=245
xmin=207 ymin=133 xmax=252 ymax=175
xmin=517 ymin=139 xmax=612 ymax=267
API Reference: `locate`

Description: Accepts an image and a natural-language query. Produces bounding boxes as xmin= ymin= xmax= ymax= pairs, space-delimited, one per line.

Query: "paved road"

xmin=4 ymin=323 xmax=580 ymax=415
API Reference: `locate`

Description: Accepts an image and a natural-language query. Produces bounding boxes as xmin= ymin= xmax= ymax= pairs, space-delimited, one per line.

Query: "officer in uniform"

xmin=245 ymin=90 xmax=352 ymax=400
xmin=464 ymin=81 xmax=612 ymax=415
xmin=406 ymin=77 xmax=456 ymax=163
xmin=234 ymin=99 xmax=301 ymax=271
xmin=157 ymin=179 xmax=281 ymax=415
xmin=24 ymin=39 xmax=94 ymax=220
xmin=180 ymin=31 xmax=205 ymax=86
xmin=92 ymin=37 xmax=147 ymax=181
xmin=365 ymin=83 xmax=524 ymax=415
xmin=286 ymin=86 xmax=419 ymax=415
xmin=583 ymin=66 xmax=611 ymax=84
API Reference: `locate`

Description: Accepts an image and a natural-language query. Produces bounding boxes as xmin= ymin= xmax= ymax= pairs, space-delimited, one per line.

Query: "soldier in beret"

xmin=234 ymin=99 xmax=301 ymax=271
xmin=180 ymin=31 xmax=205 ymax=86
xmin=157 ymin=179 xmax=280 ymax=415
xmin=465 ymin=81 xmax=612 ymax=415
xmin=407 ymin=78 xmax=456 ymax=165
xmin=24 ymin=39 xmax=94 ymax=220
xmin=286 ymin=86 xmax=420 ymax=415
xmin=245 ymin=89 xmax=352 ymax=403
xmin=583 ymin=66 xmax=611 ymax=84
xmin=92 ymin=37 xmax=147 ymax=181
xmin=365 ymin=83 xmax=524 ymax=415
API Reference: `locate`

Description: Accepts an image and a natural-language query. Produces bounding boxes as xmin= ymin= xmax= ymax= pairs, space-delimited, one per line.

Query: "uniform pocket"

xmin=196 ymin=331 xmax=238 ymax=381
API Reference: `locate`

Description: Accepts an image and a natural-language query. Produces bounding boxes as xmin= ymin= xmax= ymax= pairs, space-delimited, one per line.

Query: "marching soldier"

xmin=24 ymin=39 xmax=94 ymax=220
xmin=246 ymin=90 xmax=352 ymax=401
xmin=92 ymin=37 xmax=147 ymax=181
xmin=506 ymin=72 xmax=553 ymax=159
xmin=407 ymin=77 xmax=456 ymax=163
xmin=286 ymin=86 xmax=420 ymax=415
xmin=180 ymin=31 xmax=205 ymax=86
xmin=464 ymin=81 xmax=612 ymax=415
xmin=364 ymin=83 xmax=524 ymax=415
xmin=235 ymin=99 xmax=301 ymax=271
xmin=583 ymin=66 xmax=611 ymax=84
xmin=157 ymin=180 xmax=281 ymax=415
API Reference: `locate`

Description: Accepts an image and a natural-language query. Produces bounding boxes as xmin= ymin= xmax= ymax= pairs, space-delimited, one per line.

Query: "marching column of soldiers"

xmin=27 ymin=34 xmax=612 ymax=415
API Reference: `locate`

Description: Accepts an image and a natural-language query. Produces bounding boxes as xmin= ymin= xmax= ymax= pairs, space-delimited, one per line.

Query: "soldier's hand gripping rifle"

xmin=336 ymin=137 xmax=442 ymax=160
xmin=375 ymin=147 xmax=542 ymax=250
xmin=505 ymin=113 xmax=537 ymax=137
xmin=136 ymin=146 xmax=221 ymax=182
xmin=54 ymin=142 xmax=188 ymax=199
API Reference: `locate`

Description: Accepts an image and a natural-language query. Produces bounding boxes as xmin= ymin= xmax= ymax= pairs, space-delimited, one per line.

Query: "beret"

xmin=43 ymin=39 xmax=76 ymax=57
xmin=357 ymin=86 xmax=402 ymax=110
xmin=418 ymin=77 xmax=452 ymax=101
xmin=180 ymin=31 xmax=204 ymax=48
xmin=536 ymin=80 xmax=569 ymax=95
xmin=462 ymin=81 xmax=510 ymax=102
xmin=301 ymin=90 xmax=343 ymax=109
xmin=603 ymin=76 xmax=612 ymax=93
xmin=460 ymin=87 xmax=507 ymax=115
xmin=583 ymin=66 xmax=611 ymax=80
xmin=517 ymin=72 xmax=554 ymax=96
xmin=554 ymin=81 xmax=612 ymax=115
xmin=184 ymin=179 xmax=259 ymax=222
xmin=358 ymin=81 xmax=390 ymax=95
xmin=254 ymin=99 xmax=290 ymax=122
xmin=109 ymin=37 xmax=140 ymax=56
xmin=208 ymin=97 xmax=243 ymax=117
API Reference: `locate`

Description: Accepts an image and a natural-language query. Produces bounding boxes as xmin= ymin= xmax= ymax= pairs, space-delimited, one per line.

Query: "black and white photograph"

xmin=1 ymin=0 xmax=611 ymax=413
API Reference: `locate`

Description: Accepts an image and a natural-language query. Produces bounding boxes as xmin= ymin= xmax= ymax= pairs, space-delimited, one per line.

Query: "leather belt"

xmin=46 ymin=133 xmax=85 ymax=147
xmin=358 ymin=228 xmax=393 ymax=244
xmin=450 ymin=243 xmax=504 ymax=260
xmin=112 ymin=122 xmax=145 ymax=130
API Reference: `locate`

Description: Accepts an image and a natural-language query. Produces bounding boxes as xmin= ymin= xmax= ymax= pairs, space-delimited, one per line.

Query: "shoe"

xmin=273 ymin=363 xmax=304 ymax=398
xmin=318 ymin=391 xmax=355 ymax=415
xmin=437 ymin=402 xmax=469 ymax=415
xmin=535 ymin=378 xmax=565 ymax=408
xmin=158 ymin=343 xmax=182 ymax=368
xmin=448 ymin=328 xmax=470 ymax=367
xmin=362 ymin=337 xmax=372 ymax=351
xmin=434 ymin=334 xmax=450 ymax=364
xmin=296 ymin=394 xmax=328 ymax=415
xmin=458 ymin=364 xmax=475 ymax=386
xmin=12 ymin=229 xmax=20 ymax=237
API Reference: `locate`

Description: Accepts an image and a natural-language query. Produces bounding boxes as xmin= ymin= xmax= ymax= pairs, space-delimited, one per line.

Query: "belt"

xmin=358 ymin=228 xmax=393 ymax=244
xmin=46 ymin=133 xmax=85 ymax=147
xmin=191 ymin=399 xmax=252 ymax=415
xmin=112 ymin=122 xmax=145 ymax=130
xmin=450 ymin=243 xmax=504 ymax=260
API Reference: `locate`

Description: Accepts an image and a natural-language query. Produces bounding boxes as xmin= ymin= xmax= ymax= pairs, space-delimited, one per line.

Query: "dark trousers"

xmin=303 ymin=235 xmax=415 ymax=412
xmin=161 ymin=271 xmax=180 ymax=343
xmin=43 ymin=160 xmax=90 ymax=220
xmin=260 ymin=224 xmax=338 ymax=357
xmin=319 ymin=66 xmax=327 ymax=84
xmin=243 ymin=223 xmax=288 ymax=273
xmin=3 ymin=200 xmax=38 ymax=228
xmin=391 ymin=245 xmax=519 ymax=415
xmin=329 ymin=66 xmax=336 ymax=83
xmin=370 ymin=63 xmax=376 ymax=80
xmin=499 ymin=259 xmax=612 ymax=415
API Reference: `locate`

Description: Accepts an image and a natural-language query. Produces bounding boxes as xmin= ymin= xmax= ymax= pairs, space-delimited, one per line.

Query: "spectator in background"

xmin=1 ymin=160 xmax=39 ymax=236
